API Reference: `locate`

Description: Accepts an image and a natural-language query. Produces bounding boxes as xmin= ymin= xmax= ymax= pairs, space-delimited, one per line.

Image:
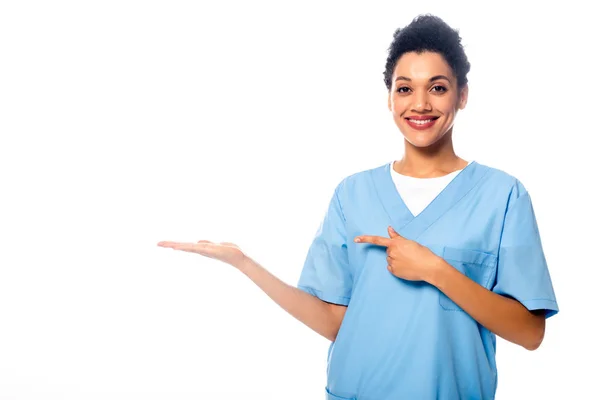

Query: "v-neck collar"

xmin=370 ymin=161 xmax=490 ymax=240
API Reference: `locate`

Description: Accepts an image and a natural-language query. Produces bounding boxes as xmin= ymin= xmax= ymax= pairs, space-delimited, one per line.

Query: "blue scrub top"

xmin=297 ymin=161 xmax=559 ymax=400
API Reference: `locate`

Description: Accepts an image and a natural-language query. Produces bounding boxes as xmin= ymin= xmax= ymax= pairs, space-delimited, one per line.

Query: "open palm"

xmin=157 ymin=240 xmax=248 ymax=268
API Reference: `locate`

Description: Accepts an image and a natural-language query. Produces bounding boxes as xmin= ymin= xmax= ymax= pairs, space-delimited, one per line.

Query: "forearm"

xmin=428 ymin=259 xmax=545 ymax=350
xmin=236 ymin=256 xmax=343 ymax=341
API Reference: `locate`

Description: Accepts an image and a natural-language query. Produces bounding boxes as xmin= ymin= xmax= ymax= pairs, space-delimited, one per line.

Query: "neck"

xmin=394 ymin=132 xmax=468 ymax=178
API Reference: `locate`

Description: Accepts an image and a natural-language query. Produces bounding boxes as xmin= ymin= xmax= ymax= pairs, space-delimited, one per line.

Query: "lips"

xmin=405 ymin=116 xmax=439 ymax=130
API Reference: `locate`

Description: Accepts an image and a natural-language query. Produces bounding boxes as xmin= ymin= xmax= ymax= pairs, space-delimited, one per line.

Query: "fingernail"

xmin=354 ymin=238 xmax=361 ymax=243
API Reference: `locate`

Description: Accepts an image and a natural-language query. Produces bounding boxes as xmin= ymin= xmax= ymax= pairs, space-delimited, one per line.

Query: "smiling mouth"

xmin=404 ymin=116 xmax=439 ymax=130
xmin=405 ymin=117 xmax=439 ymax=124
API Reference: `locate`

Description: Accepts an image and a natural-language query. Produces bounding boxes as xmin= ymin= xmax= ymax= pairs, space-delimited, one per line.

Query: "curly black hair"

xmin=383 ymin=14 xmax=471 ymax=92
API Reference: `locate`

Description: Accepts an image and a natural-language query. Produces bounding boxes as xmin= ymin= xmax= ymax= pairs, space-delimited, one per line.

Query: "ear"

xmin=458 ymin=84 xmax=469 ymax=110
xmin=387 ymin=91 xmax=392 ymax=111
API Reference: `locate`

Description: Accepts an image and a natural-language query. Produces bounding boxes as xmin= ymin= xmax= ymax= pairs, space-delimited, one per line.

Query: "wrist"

xmin=235 ymin=256 xmax=255 ymax=274
xmin=425 ymin=256 xmax=450 ymax=287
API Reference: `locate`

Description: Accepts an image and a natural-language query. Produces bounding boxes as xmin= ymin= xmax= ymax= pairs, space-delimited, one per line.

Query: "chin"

xmin=403 ymin=132 xmax=444 ymax=148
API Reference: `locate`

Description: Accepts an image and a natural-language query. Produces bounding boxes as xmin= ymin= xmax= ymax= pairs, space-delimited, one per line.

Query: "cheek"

xmin=434 ymin=98 xmax=460 ymax=115
xmin=391 ymin=100 xmax=409 ymax=115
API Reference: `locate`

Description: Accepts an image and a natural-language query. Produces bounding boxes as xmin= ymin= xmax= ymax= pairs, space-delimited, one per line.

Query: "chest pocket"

xmin=439 ymin=247 xmax=498 ymax=311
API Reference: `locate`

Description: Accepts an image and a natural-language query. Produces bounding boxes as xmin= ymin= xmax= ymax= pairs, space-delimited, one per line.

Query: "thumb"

xmin=388 ymin=226 xmax=401 ymax=238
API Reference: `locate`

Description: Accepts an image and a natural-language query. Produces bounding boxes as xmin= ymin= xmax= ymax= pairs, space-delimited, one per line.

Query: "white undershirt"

xmin=390 ymin=160 xmax=473 ymax=217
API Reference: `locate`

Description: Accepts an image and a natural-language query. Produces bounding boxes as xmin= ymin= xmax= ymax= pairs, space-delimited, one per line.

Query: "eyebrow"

xmin=395 ymin=75 xmax=451 ymax=83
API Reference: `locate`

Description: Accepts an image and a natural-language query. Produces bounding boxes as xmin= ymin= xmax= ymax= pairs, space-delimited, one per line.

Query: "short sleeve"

xmin=297 ymin=185 xmax=353 ymax=306
xmin=492 ymin=191 xmax=559 ymax=318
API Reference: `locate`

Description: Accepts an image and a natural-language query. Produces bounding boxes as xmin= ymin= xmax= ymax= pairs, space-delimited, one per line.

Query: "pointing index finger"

xmin=354 ymin=235 xmax=392 ymax=247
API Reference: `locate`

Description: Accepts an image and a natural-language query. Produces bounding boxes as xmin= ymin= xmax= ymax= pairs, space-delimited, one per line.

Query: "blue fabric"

xmin=297 ymin=161 xmax=559 ymax=400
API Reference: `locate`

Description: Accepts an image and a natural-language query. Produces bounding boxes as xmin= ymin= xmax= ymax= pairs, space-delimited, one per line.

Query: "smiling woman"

xmin=158 ymin=13 xmax=559 ymax=400
xmin=389 ymin=53 xmax=467 ymax=146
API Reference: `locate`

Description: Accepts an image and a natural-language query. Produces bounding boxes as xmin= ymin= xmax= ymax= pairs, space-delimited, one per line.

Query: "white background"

xmin=1 ymin=1 xmax=597 ymax=399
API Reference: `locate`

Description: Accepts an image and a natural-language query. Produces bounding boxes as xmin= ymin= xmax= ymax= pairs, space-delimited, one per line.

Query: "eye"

xmin=396 ymin=87 xmax=411 ymax=94
xmin=431 ymin=85 xmax=447 ymax=93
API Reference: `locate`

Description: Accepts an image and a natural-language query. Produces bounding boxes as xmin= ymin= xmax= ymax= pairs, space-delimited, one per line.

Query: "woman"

xmin=158 ymin=14 xmax=559 ymax=399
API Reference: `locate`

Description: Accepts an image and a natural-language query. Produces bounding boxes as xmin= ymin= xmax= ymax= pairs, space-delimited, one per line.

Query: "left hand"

xmin=354 ymin=226 xmax=441 ymax=282
xmin=157 ymin=239 xmax=249 ymax=269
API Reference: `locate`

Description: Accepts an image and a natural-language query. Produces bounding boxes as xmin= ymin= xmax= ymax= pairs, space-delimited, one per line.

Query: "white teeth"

xmin=409 ymin=119 xmax=434 ymax=125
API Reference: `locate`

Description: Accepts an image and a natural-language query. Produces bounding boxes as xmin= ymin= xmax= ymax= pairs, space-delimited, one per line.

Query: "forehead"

xmin=393 ymin=51 xmax=455 ymax=82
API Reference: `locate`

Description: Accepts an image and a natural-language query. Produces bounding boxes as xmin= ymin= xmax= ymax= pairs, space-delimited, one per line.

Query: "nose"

xmin=412 ymin=90 xmax=432 ymax=112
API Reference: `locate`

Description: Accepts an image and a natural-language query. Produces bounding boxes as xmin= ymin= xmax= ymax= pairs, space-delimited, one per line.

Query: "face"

xmin=387 ymin=51 xmax=468 ymax=148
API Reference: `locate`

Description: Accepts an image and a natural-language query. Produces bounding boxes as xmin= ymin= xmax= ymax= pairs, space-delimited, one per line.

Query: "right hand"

xmin=157 ymin=239 xmax=249 ymax=268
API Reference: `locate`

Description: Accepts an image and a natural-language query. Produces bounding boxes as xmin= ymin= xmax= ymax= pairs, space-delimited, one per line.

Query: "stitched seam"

xmin=415 ymin=167 xmax=492 ymax=240
xmin=298 ymin=285 xmax=351 ymax=302
xmin=521 ymin=298 xmax=557 ymax=302
xmin=445 ymin=257 xmax=496 ymax=267
xmin=334 ymin=186 xmax=347 ymax=224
